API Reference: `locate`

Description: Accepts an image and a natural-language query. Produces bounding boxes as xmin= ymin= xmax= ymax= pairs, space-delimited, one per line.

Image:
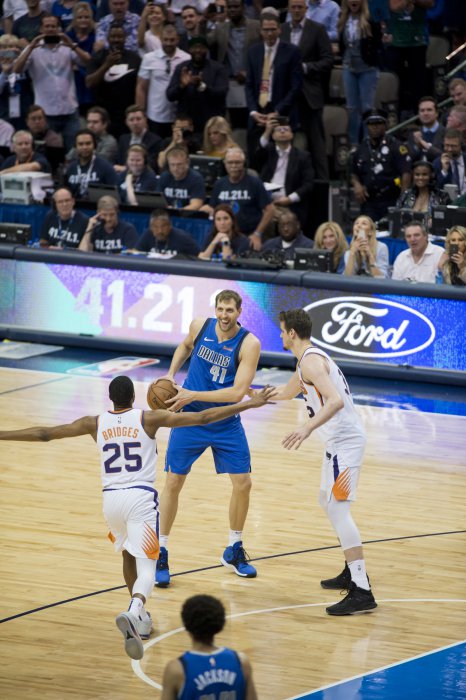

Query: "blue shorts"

xmin=165 ymin=420 xmax=251 ymax=475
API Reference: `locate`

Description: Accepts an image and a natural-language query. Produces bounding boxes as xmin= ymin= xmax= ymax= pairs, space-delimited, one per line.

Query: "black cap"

xmin=364 ymin=109 xmax=388 ymax=124
xmin=188 ymin=36 xmax=209 ymax=48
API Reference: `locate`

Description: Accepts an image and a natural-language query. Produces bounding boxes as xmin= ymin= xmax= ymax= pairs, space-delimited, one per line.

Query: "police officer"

xmin=351 ymin=109 xmax=412 ymax=222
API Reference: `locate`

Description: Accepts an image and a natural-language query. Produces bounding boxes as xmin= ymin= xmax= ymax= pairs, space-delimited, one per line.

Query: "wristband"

xmin=253 ymin=231 xmax=262 ymax=238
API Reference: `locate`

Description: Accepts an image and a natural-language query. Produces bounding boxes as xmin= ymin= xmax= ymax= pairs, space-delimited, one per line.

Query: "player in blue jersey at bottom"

xmin=0 ymin=376 xmax=273 ymax=660
xmin=155 ymin=289 xmax=262 ymax=586
xmin=161 ymin=594 xmax=257 ymax=700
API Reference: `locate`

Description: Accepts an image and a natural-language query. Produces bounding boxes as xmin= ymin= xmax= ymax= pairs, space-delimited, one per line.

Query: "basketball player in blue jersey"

xmin=161 ymin=594 xmax=257 ymax=700
xmin=269 ymin=309 xmax=377 ymax=616
xmin=155 ymin=289 xmax=261 ymax=587
xmin=0 ymin=376 xmax=273 ymax=660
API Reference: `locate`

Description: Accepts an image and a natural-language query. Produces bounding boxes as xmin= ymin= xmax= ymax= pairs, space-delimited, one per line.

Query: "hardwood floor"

xmin=0 ymin=368 xmax=464 ymax=699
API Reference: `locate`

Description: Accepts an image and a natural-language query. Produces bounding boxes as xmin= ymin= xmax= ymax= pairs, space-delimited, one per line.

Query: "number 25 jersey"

xmin=97 ymin=408 xmax=157 ymax=489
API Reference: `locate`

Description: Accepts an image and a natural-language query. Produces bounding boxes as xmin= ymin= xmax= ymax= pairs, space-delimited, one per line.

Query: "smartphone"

xmin=356 ymin=229 xmax=367 ymax=240
xmin=0 ymin=50 xmax=18 ymax=59
xmin=450 ymin=244 xmax=459 ymax=257
xmin=43 ymin=35 xmax=61 ymax=44
xmin=276 ymin=116 xmax=289 ymax=126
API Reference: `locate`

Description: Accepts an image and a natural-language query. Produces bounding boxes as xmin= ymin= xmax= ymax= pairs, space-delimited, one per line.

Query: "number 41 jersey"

xmin=97 ymin=408 xmax=157 ymax=489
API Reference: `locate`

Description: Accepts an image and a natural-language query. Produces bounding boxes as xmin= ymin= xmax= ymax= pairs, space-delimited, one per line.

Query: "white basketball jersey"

xmin=97 ymin=408 xmax=157 ymax=489
xmin=297 ymin=347 xmax=365 ymax=446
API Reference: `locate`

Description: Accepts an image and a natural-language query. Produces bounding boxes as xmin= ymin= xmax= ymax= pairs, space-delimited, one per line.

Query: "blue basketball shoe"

xmin=221 ymin=541 xmax=257 ymax=578
xmin=155 ymin=547 xmax=170 ymax=587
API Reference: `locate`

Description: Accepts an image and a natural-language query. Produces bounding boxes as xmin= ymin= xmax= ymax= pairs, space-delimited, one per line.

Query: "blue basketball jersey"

xmin=178 ymin=647 xmax=246 ymax=700
xmin=183 ymin=318 xmax=249 ymax=417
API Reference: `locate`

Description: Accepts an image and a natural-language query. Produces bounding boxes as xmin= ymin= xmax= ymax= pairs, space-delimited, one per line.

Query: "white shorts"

xmin=103 ymin=486 xmax=159 ymax=560
xmin=320 ymin=440 xmax=365 ymax=503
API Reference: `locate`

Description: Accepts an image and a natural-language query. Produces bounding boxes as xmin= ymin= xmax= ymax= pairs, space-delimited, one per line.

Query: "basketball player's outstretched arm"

xmin=0 ymin=416 xmax=97 ymax=442
xmin=168 ymin=332 xmax=261 ymax=411
xmin=143 ymin=386 xmax=275 ymax=436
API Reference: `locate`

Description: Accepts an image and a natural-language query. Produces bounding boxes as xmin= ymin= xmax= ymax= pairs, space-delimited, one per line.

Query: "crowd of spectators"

xmin=0 ymin=0 xmax=465 ymax=286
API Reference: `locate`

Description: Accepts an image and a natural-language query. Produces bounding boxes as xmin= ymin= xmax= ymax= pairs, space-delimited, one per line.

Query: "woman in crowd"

xmin=137 ymin=3 xmax=167 ymax=55
xmin=118 ymin=145 xmax=158 ymax=205
xmin=337 ymin=0 xmax=382 ymax=146
xmin=439 ymin=226 xmax=466 ymax=286
xmin=66 ymin=2 xmax=96 ymax=116
xmin=344 ymin=214 xmax=390 ymax=277
xmin=201 ymin=117 xmax=239 ymax=158
xmin=314 ymin=221 xmax=349 ymax=273
xmin=396 ymin=160 xmax=450 ymax=214
xmin=198 ymin=204 xmax=249 ymax=261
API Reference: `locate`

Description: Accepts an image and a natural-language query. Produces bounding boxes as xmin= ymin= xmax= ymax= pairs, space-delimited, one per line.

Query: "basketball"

xmin=147 ymin=379 xmax=178 ymax=410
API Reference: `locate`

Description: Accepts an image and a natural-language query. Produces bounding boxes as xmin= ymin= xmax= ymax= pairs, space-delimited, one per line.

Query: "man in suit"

xmin=117 ymin=105 xmax=162 ymax=172
xmin=281 ymin=0 xmax=333 ymax=180
xmin=207 ymin=0 xmax=261 ymax=129
xmin=256 ymin=114 xmax=314 ymax=230
xmin=407 ymin=96 xmax=445 ymax=163
xmin=433 ymin=128 xmax=466 ymax=196
xmin=245 ymin=11 xmax=303 ymax=165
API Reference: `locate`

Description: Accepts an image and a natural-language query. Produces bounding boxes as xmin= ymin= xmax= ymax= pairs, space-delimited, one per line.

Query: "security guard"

xmin=351 ymin=109 xmax=412 ymax=222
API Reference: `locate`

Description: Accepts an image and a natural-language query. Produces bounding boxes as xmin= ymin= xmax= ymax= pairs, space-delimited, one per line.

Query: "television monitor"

xmin=431 ymin=206 xmax=466 ymax=237
xmin=86 ymin=183 xmax=120 ymax=203
xmin=387 ymin=208 xmax=427 ymax=238
xmin=190 ymin=155 xmax=226 ymax=190
xmin=134 ymin=191 xmax=169 ymax=209
xmin=294 ymin=247 xmax=332 ymax=272
xmin=0 ymin=222 xmax=32 ymax=245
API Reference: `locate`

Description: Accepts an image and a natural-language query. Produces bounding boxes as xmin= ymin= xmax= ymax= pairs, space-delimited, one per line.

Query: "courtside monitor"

xmin=294 ymin=248 xmax=332 ymax=272
xmin=190 ymin=155 xmax=226 ymax=189
xmin=0 ymin=222 xmax=32 ymax=245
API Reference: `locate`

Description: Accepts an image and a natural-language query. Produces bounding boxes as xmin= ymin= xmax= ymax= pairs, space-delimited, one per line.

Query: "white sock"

xmin=128 ymin=596 xmax=144 ymax=617
xmin=348 ymin=559 xmax=370 ymax=590
xmin=159 ymin=535 xmax=169 ymax=549
xmin=229 ymin=530 xmax=242 ymax=546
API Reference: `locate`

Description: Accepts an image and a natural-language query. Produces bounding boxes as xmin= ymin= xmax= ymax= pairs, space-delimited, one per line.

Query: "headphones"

xmin=127 ymin=145 xmax=148 ymax=166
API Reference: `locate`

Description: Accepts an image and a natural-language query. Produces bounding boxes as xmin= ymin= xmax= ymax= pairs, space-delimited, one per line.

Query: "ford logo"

xmin=304 ymin=297 xmax=436 ymax=358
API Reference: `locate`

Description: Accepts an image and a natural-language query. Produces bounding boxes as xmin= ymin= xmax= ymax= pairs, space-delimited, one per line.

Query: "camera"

xmin=450 ymin=244 xmax=459 ymax=257
xmin=275 ymin=116 xmax=289 ymax=126
xmin=0 ymin=49 xmax=18 ymax=59
xmin=221 ymin=238 xmax=230 ymax=246
xmin=43 ymin=35 xmax=61 ymax=44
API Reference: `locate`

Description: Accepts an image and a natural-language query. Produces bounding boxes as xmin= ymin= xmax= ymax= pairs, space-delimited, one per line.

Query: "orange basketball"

xmin=147 ymin=379 xmax=178 ymax=410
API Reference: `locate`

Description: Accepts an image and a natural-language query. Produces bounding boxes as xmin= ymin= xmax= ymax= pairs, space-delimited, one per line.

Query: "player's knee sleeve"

xmin=132 ymin=557 xmax=156 ymax=601
xmin=319 ymin=489 xmax=329 ymax=514
xmin=326 ymin=498 xmax=361 ymax=551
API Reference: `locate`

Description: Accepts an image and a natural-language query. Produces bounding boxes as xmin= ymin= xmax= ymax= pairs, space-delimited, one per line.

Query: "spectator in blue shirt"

xmin=306 ymin=0 xmax=340 ymax=42
xmin=79 ymin=194 xmax=138 ymax=253
xmin=136 ymin=209 xmax=201 ymax=255
xmin=158 ymin=145 xmax=205 ymax=209
xmin=64 ymin=128 xmax=118 ymax=198
xmin=0 ymin=129 xmax=51 ymax=174
xmin=118 ymin=144 xmax=158 ymax=205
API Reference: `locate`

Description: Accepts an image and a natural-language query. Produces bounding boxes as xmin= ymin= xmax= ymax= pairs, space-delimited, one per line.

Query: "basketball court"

xmin=0 ymin=347 xmax=465 ymax=699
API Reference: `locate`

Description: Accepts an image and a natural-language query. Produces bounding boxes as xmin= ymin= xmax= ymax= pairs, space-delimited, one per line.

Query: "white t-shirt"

xmin=392 ymin=242 xmax=444 ymax=283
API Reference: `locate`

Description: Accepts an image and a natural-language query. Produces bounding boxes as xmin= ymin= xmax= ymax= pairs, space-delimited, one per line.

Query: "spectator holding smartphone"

xmin=438 ymin=226 xmax=466 ymax=286
xmin=13 ymin=14 xmax=90 ymax=150
xmin=344 ymin=214 xmax=389 ymax=277
xmin=198 ymin=203 xmax=250 ymax=260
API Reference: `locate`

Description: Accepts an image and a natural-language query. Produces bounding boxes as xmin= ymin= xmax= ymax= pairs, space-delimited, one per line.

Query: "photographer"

xmin=439 ymin=226 xmax=466 ymax=286
xmin=156 ymin=114 xmax=200 ymax=170
xmin=344 ymin=215 xmax=389 ymax=278
xmin=13 ymin=14 xmax=89 ymax=150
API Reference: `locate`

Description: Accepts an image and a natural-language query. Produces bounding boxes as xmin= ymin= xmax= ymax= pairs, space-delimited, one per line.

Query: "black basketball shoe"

xmin=320 ymin=562 xmax=352 ymax=590
xmin=326 ymin=582 xmax=377 ymax=616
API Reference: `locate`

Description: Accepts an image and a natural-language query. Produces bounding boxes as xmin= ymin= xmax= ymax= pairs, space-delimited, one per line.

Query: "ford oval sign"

xmin=304 ymin=297 xmax=436 ymax=358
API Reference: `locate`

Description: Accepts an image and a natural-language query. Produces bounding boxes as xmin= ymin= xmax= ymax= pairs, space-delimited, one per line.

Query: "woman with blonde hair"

xmin=137 ymin=3 xmax=167 ymax=55
xmin=344 ymin=215 xmax=389 ymax=277
xmin=438 ymin=226 xmax=466 ymax=286
xmin=201 ymin=117 xmax=239 ymax=158
xmin=337 ymin=0 xmax=382 ymax=146
xmin=199 ymin=204 xmax=249 ymax=261
xmin=314 ymin=221 xmax=349 ymax=273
